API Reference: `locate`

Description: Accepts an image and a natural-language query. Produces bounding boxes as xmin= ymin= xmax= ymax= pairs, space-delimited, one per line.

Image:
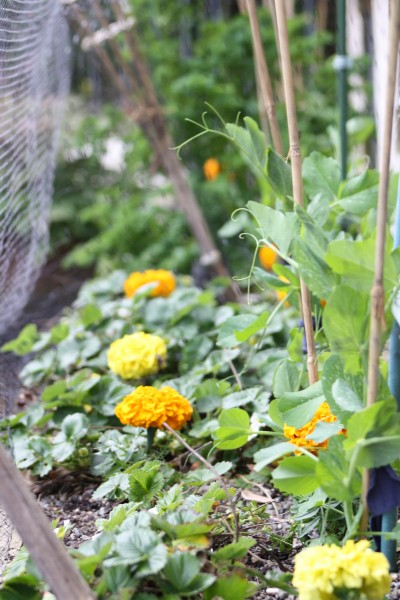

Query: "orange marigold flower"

xmin=115 ymin=385 xmax=193 ymax=430
xmin=283 ymin=402 xmax=338 ymax=452
xmin=259 ymin=246 xmax=278 ymax=271
xmin=275 ymin=275 xmax=290 ymax=305
xmin=203 ymin=158 xmax=221 ymax=181
xmin=107 ymin=332 xmax=167 ymax=380
xmin=320 ymin=298 xmax=327 ymax=308
xmin=124 ymin=269 xmax=176 ymax=299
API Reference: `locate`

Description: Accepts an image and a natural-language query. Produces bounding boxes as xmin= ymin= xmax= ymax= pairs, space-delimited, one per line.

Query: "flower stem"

xmin=147 ymin=427 xmax=157 ymax=452
xmin=162 ymin=422 xmax=240 ymax=541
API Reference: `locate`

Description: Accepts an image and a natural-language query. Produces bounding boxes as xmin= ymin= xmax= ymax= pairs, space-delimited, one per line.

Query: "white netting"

xmin=0 ymin=0 xmax=70 ymax=333
xmin=0 ymin=0 xmax=71 ymax=575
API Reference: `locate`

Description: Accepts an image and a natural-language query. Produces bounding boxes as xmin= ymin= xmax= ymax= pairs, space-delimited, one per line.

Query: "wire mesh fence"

xmin=0 ymin=0 xmax=71 ymax=576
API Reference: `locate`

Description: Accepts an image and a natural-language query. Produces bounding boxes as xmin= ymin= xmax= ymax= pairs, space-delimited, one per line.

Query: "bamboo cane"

xmin=245 ymin=0 xmax=283 ymax=155
xmin=274 ymin=0 xmax=318 ymax=384
xmin=361 ymin=0 xmax=400 ymax=537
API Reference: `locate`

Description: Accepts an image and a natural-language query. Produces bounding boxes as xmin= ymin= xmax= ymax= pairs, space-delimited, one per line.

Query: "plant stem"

xmin=274 ymin=0 xmax=318 ymax=386
xmin=245 ymin=0 xmax=284 ymax=155
xmin=162 ymin=422 xmax=240 ymax=541
xmin=146 ymin=427 xmax=157 ymax=452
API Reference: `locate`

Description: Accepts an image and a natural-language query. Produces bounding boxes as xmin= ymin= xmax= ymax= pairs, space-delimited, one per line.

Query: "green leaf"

xmin=235 ymin=310 xmax=269 ymax=342
xmin=306 ymin=420 xmax=343 ymax=443
xmin=214 ymin=408 xmax=250 ymax=449
xmin=272 ymin=456 xmax=319 ymax=496
xmin=331 ymin=379 xmax=363 ymax=417
xmin=254 ymin=442 xmax=295 ymax=471
xmin=79 ymin=304 xmax=103 ymax=327
xmin=225 ymin=119 xmax=267 ymax=173
xmin=161 ymin=553 xmax=215 ymax=596
xmin=303 ymin=152 xmax=340 ymax=203
xmin=277 ymin=381 xmax=325 ymax=428
xmin=212 ymin=537 xmax=256 ymax=562
xmin=316 ymin=436 xmax=361 ymax=501
xmin=325 ymin=236 xmax=397 ymax=293
xmin=307 ymin=192 xmax=330 ymax=226
xmin=1 ymin=324 xmax=38 ymax=356
xmin=217 ymin=314 xmax=259 ymax=348
xmin=292 ymin=238 xmax=336 ymax=298
xmin=61 ymin=413 xmax=89 ymax=440
xmin=243 ymin=116 xmax=268 ymax=169
xmin=49 ymin=322 xmax=69 ymax=344
xmin=129 ymin=469 xmax=164 ymax=502
xmin=323 ymin=286 xmax=369 ymax=373
xmin=246 ymin=201 xmax=299 ymax=255
xmin=222 ymin=387 xmax=262 ymax=409
xmin=204 ymin=575 xmax=258 ymax=600
xmin=109 ymin=529 xmax=167 ymax=575
xmin=268 ymin=399 xmax=284 ymax=428
xmin=0 ymin=582 xmax=42 ymax=600
xmin=344 ymin=400 xmax=400 ymax=468
xmin=253 ymin=267 xmax=290 ymax=290
xmin=41 ymin=380 xmax=67 ymax=402
xmin=272 ymin=359 xmax=301 ymax=398
xmin=265 ymin=146 xmax=293 ymax=198
xmin=338 ymin=169 xmax=378 ymax=215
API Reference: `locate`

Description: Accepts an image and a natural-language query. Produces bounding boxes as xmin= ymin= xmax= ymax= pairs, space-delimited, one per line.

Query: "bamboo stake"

xmin=274 ymin=0 xmax=318 ymax=385
xmin=245 ymin=0 xmax=283 ymax=155
xmin=361 ymin=0 xmax=400 ymax=534
xmin=0 ymin=445 xmax=94 ymax=599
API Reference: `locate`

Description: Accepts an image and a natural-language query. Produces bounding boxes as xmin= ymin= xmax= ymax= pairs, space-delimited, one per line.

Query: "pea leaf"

xmin=272 ymin=456 xmax=319 ymax=496
xmin=214 ymin=408 xmax=250 ymax=449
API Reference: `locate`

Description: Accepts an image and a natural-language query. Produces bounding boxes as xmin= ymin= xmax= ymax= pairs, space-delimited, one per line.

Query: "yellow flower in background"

xmin=115 ymin=385 xmax=193 ymax=430
xmin=283 ymin=401 xmax=337 ymax=451
xmin=293 ymin=540 xmax=391 ymax=600
xmin=203 ymin=157 xmax=221 ymax=181
xmin=107 ymin=332 xmax=167 ymax=380
xmin=259 ymin=246 xmax=278 ymax=271
xmin=124 ymin=269 xmax=176 ymax=299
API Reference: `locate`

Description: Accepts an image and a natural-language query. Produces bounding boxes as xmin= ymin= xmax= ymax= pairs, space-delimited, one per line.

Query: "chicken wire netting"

xmin=0 ymin=0 xmax=70 ymax=575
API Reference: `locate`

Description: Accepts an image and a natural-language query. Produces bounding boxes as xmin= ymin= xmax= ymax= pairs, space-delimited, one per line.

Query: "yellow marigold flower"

xmin=115 ymin=385 xmax=193 ymax=430
xmin=283 ymin=402 xmax=338 ymax=451
xmin=124 ymin=269 xmax=176 ymax=299
xmin=107 ymin=332 xmax=167 ymax=380
xmin=293 ymin=540 xmax=391 ymax=600
xmin=203 ymin=157 xmax=221 ymax=181
xmin=259 ymin=246 xmax=278 ymax=271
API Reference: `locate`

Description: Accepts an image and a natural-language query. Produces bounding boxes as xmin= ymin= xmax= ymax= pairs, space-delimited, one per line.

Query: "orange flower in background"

xmin=259 ymin=246 xmax=278 ymax=271
xmin=124 ymin=269 xmax=176 ymax=298
xmin=320 ymin=298 xmax=327 ymax=308
xmin=275 ymin=275 xmax=290 ymax=305
xmin=203 ymin=158 xmax=221 ymax=181
xmin=115 ymin=385 xmax=193 ymax=430
xmin=283 ymin=401 xmax=340 ymax=452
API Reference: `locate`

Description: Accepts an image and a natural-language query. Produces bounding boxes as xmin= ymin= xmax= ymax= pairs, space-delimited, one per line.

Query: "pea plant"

xmin=1 ymin=116 xmax=399 ymax=599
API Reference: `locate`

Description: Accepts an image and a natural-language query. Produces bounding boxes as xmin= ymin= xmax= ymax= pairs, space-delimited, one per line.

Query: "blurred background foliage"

xmin=52 ymin=1 xmax=370 ymax=278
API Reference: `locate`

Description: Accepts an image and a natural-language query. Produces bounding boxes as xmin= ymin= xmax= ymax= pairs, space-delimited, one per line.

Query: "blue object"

xmin=372 ymin=176 xmax=400 ymax=570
